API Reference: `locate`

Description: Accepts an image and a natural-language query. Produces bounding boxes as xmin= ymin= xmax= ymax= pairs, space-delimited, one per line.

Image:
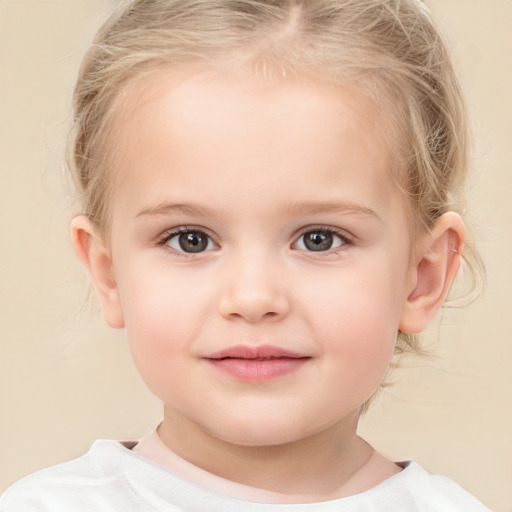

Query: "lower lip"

xmin=205 ymin=357 xmax=309 ymax=382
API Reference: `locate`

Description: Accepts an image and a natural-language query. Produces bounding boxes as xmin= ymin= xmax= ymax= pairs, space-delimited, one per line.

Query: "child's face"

xmin=102 ymin=72 xmax=417 ymax=446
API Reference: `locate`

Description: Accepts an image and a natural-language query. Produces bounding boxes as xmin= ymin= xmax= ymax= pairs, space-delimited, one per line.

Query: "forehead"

xmin=108 ymin=70 xmax=404 ymax=224
xmin=114 ymin=66 xmax=399 ymax=151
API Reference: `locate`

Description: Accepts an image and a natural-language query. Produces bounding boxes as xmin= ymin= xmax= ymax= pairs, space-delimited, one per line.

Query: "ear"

xmin=399 ymin=212 xmax=466 ymax=334
xmin=70 ymin=215 xmax=125 ymax=329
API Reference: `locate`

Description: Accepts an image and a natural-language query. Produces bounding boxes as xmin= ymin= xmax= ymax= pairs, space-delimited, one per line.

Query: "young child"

xmin=0 ymin=0 xmax=490 ymax=510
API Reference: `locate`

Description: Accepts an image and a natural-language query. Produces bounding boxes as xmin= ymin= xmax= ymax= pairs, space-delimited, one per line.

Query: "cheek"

xmin=119 ymin=260 xmax=212 ymax=333
xmin=116 ymin=265 xmax=212 ymax=384
xmin=304 ymin=264 xmax=404 ymax=380
xmin=308 ymin=262 xmax=404 ymax=336
xmin=329 ymin=297 xmax=397 ymax=382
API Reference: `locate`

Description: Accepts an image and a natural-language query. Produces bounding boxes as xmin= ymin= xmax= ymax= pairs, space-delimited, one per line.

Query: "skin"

xmin=72 ymin=71 xmax=465 ymax=502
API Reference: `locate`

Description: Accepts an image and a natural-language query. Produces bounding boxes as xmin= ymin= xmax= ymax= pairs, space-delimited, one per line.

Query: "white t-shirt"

xmin=0 ymin=439 xmax=489 ymax=512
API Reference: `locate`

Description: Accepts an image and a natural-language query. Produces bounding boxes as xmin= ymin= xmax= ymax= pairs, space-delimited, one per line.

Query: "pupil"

xmin=179 ymin=232 xmax=207 ymax=253
xmin=305 ymin=232 xmax=333 ymax=251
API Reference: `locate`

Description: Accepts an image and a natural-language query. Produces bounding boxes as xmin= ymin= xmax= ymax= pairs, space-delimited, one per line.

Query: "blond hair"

xmin=68 ymin=0 xmax=484 ymax=355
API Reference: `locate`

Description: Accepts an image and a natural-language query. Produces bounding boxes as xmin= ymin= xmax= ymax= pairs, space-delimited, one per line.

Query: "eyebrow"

xmin=280 ymin=200 xmax=382 ymax=222
xmin=136 ymin=200 xmax=382 ymax=222
xmin=136 ymin=202 xmax=215 ymax=219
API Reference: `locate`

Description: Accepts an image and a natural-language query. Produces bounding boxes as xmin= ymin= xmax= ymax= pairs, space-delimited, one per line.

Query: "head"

xmin=69 ymin=0 xmax=482 ymax=439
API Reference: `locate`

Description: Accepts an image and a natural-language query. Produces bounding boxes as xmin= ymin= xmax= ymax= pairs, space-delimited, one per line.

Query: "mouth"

xmin=203 ymin=345 xmax=311 ymax=382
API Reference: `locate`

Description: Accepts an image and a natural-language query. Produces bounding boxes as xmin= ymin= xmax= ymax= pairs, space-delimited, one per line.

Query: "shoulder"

xmin=385 ymin=461 xmax=490 ymax=512
xmin=0 ymin=440 xmax=181 ymax=512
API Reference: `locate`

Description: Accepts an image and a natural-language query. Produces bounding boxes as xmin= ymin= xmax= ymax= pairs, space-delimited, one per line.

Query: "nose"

xmin=218 ymin=253 xmax=290 ymax=323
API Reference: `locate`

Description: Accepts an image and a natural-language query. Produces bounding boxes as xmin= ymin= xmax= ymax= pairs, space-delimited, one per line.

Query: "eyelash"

xmin=156 ymin=226 xmax=217 ymax=257
xmin=293 ymin=225 xmax=354 ymax=254
xmin=155 ymin=225 xmax=355 ymax=256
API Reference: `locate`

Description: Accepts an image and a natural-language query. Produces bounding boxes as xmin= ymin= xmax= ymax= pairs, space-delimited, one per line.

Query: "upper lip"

xmin=204 ymin=345 xmax=309 ymax=360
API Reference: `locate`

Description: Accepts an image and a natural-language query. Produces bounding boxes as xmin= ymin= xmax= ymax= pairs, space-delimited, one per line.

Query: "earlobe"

xmin=70 ymin=216 xmax=125 ymax=329
xmin=399 ymin=212 xmax=465 ymax=334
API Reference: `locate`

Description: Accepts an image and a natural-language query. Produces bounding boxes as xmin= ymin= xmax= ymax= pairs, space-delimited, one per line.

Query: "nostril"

xmin=218 ymin=294 xmax=290 ymax=323
xmin=217 ymin=270 xmax=290 ymax=323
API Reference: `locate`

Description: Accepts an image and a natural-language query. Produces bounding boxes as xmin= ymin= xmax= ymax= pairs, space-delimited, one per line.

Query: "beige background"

xmin=0 ymin=0 xmax=510 ymax=510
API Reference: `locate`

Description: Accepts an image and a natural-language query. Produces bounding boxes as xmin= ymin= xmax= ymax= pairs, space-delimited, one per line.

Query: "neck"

xmin=157 ymin=407 xmax=397 ymax=501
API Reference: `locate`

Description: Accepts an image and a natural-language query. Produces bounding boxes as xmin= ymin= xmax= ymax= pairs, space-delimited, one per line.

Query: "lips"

xmin=203 ymin=345 xmax=310 ymax=382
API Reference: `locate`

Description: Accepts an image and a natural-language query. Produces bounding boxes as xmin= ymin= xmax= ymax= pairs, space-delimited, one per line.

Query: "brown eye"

xmin=167 ymin=230 xmax=214 ymax=253
xmin=296 ymin=230 xmax=345 ymax=252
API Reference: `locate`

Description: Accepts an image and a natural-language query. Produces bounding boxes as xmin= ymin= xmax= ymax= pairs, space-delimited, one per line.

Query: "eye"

xmin=164 ymin=228 xmax=216 ymax=254
xmin=294 ymin=229 xmax=346 ymax=252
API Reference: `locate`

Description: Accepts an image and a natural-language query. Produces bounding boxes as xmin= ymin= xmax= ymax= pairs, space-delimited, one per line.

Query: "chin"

xmin=205 ymin=414 xmax=323 ymax=448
